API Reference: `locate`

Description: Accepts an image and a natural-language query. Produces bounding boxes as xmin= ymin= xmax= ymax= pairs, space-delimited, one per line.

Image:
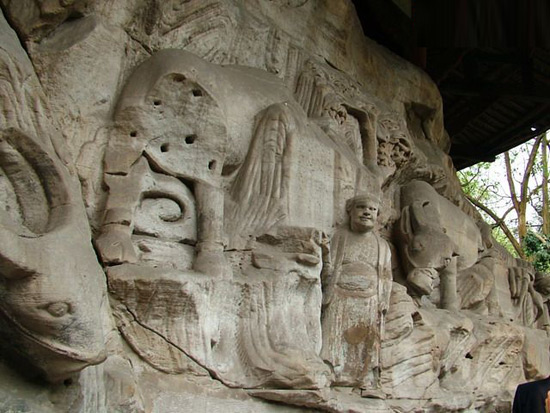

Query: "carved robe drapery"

xmin=321 ymin=228 xmax=392 ymax=391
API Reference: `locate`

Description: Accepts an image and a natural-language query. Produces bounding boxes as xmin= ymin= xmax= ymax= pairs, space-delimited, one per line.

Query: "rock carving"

xmin=0 ymin=129 xmax=107 ymax=383
xmin=96 ymin=49 xmax=229 ymax=277
xmin=0 ymin=11 xmax=107 ymax=384
xmin=0 ymin=2 xmax=549 ymax=412
xmin=397 ymin=180 xmax=483 ymax=310
xmin=321 ymin=193 xmax=392 ymax=398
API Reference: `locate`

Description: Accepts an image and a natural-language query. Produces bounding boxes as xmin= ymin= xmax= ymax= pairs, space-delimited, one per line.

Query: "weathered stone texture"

xmin=0 ymin=1 xmax=548 ymax=412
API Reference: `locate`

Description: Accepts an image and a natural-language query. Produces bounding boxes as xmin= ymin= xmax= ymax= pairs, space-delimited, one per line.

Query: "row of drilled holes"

xmin=152 ymin=88 xmax=203 ymax=108
xmin=159 ymin=134 xmax=196 ymax=153
xmin=158 ymin=142 xmax=216 ymax=171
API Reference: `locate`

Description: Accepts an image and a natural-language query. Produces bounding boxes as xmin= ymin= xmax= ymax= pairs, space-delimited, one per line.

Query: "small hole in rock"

xmin=153 ymin=99 xmax=162 ymax=106
xmin=65 ymin=10 xmax=84 ymax=21
xmin=64 ymin=378 xmax=73 ymax=387
xmin=208 ymin=160 xmax=216 ymax=170
xmin=129 ymin=131 xmax=138 ymax=137
xmin=192 ymin=89 xmax=203 ymax=97
xmin=173 ymin=74 xmax=186 ymax=82
xmin=185 ymin=134 xmax=196 ymax=144
xmin=160 ymin=143 xmax=170 ymax=152
xmin=465 ymin=353 xmax=473 ymax=359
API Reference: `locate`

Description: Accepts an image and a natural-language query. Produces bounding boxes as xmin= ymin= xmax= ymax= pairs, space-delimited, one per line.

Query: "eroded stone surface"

xmin=0 ymin=1 xmax=548 ymax=412
xmin=0 ymin=9 xmax=107 ymax=384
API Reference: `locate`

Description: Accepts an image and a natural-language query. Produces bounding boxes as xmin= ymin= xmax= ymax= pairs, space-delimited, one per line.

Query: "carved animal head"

xmin=105 ymin=50 xmax=228 ymax=187
xmin=398 ymin=200 xmax=459 ymax=274
xmin=0 ymin=128 xmax=106 ymax=382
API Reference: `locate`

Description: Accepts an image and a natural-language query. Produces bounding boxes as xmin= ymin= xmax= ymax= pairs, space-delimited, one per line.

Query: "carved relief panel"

xmin=0 ymin=2 xmax=549 ymax=412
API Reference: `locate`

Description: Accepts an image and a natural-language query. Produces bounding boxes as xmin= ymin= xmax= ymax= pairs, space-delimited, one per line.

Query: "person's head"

xmin=346 ymin=193 xmax=380 ymax=233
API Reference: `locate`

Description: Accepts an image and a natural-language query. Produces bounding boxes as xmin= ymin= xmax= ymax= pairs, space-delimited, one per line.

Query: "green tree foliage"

xmin=458 ymin=162 xmax=494 ymax=203
xmin=523 ymin=231 xmax=550 ymax=273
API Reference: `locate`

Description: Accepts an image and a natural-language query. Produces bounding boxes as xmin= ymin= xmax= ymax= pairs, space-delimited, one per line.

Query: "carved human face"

xmin=349 ymin=198 xmax=378 ymax=233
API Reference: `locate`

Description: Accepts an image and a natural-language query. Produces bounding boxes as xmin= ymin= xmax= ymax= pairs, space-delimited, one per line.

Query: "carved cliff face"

xmin=0 ymin=128 xmax=106 ymax=382
xmin=0 ymin=270 xmax=106 ymax=382
xmin=0 ymin=1 xmax=548 ymax=411
xmin=398 ymin=200 xmax=457 ymax=270
xmin=0 ymin=13 xmax=107 ymax=382
xmin=406 ymin=223 xmax=456 ymax=271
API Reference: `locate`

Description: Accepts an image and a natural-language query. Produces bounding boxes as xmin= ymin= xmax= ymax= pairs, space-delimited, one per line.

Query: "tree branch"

xmin=543 ymin=133 xmax=549 ymax=235
xmin=531 ymin=231 xmax=548 ymax=244
xmin=504 ymin=151 xmax=520 ymax=212
xmin=527 ymin=183 xmax=543 ymax=199
xmin=520 ymin=135 xmax=543 ymax=203
xmin=465 ymin=194 xmax=525 ymax=258
xmin=500 ymin=205 xmax=515 ymax=222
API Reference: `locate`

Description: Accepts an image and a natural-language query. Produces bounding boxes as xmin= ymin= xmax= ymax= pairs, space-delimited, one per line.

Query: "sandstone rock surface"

xmin=0 ymin=1 xmax=547 ymax=412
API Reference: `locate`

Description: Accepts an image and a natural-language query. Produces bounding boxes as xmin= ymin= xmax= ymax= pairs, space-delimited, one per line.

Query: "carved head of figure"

xmin=397 ymin=200 xmax=458 ymax=295
xmin=0 ymin=129 xmax=106 ymax=382
xmin=346 ymin=193 xmax=380 ymax=233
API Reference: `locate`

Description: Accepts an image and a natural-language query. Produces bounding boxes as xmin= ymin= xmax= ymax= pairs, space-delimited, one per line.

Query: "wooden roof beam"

xmin=441 ymin=81 xmax=550 ymax=102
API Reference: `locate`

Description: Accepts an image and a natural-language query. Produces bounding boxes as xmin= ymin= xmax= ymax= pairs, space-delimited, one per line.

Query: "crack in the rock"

xmin=118 ymin=302 xmax=234 ymax=387
xmin=124 ymin=30 xmax=153 ymax=55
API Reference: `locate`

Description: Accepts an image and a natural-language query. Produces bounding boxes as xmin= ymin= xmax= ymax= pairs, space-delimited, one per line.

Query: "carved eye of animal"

xmin=44 ymin=302 xmax=72 ymax=318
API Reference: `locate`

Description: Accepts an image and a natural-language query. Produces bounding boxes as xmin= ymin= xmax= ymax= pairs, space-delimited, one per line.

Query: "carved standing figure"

xmin=509 ymin=259 xmax=545 ymax=327
xmin=320 ymin=193 xmax=392 ymax=398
